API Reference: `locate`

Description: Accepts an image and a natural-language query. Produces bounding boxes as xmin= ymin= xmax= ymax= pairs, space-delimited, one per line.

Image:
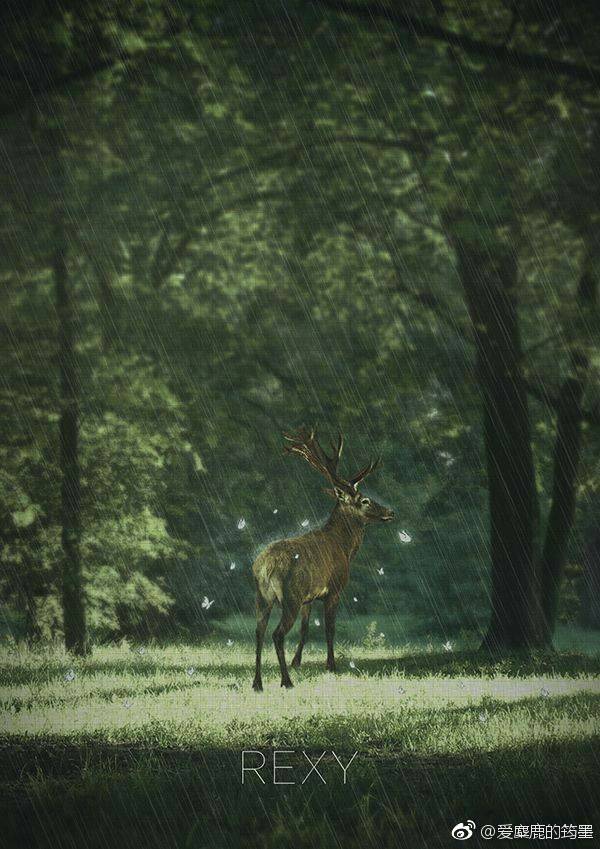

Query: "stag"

xmin=252 ymin=428 xmax=394 ymax=691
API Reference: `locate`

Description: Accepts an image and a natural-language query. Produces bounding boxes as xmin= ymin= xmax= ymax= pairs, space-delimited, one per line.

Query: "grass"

xmin=1 ymin=616 xmax=599 ymax=848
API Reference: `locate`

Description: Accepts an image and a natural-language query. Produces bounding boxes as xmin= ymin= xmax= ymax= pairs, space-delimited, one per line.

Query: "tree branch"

xmin=524 ymin=378 xmax=600 ymax=427
xmin=0 ymin=12 xmax=197 ymax=120
xmin=313 ymin=0 xmax=600 ymax=87
xmin=385 ymin=254 xmax=600 ymax=430
xmin=150 ymin=134 xmax=423 ymax=287
xmin=0 ymin=57 xmax=120 ymax=119
xmin=150 ymin=189 xmax=284 ymax=288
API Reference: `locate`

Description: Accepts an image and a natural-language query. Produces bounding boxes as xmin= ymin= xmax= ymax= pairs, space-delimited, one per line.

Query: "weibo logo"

xmin=451 ymin=821 xmax=476 ymax=840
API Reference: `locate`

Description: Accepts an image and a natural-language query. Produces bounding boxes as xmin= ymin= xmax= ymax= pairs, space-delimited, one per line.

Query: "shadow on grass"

xmin=1 ymin=737 xmax=599 ymax=849
xmin=2 ymin=691 xmax=599 ymax=784
xmin=2 ymin=678 xmax=235 ymax=713
xmin=2 ymin=649 xmax=599 ymax=690
xmin=292 ymin=649 xmax=600 ymax=679
xmin=0 ymin=661 xmax=252 ymax=687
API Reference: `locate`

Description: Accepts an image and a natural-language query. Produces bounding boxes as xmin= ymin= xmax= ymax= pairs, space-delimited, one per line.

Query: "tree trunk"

xmin=455 ymin=239 xmax=540 ymax=651
xmin=54 ymin=215 xmax=88 ymax=655
xmin=537 ymin=358 xmax=587 ymax=645
xmin=92 ymin=255 xmax=117 ymax=353
xmin=21 ymin=584 xmax=42 ymax=645
xmin=582 ymin=529 xmax=600 ymax=629
xmin=538 ymin=254 xmax=596 ymax=646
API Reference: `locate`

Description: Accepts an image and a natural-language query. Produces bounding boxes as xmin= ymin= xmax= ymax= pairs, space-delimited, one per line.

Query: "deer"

xmin=252 ymin=427 xmax=394 ymax=691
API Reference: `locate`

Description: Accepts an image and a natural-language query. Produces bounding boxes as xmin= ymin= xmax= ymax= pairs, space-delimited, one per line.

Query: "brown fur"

xmin=252 ymin=430 xmax=393 ymax=691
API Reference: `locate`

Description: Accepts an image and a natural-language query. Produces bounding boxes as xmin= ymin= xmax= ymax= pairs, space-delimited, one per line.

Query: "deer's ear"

xmin=333 ymin=486 xmax=350 ymax=503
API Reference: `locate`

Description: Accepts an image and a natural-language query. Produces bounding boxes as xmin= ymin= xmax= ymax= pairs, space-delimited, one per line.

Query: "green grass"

xmin=1 ymin=618 xmax=600 ymax=848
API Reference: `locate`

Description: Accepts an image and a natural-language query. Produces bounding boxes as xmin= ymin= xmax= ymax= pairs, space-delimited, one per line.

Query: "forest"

xmin=1 ymin=2 xmax=600 ymax=847
xmin=2 ymin=0 xmax=599 ymax=654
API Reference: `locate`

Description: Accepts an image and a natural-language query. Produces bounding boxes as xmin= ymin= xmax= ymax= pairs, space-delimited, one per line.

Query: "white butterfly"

xmin=314 ymin=619 xmax=320 ymax=627
xmin=300 ymin=519 xmax=309 ymax=527
xmin=202 ymin=596 xmax=214 ymax=610
xmin=64 ymin=669 xmax=76 ymax=682
xmin=443 ymin=640 xmax=453 ymax=652
xmin=349 ymin=661 xmax=356 ymax=669
xmin=398 ymin=531 xmax=412 ymax=543
xmin=439 ymin=450 xmax=457 ymax=468
xmin=478 ymin=712 xmax=489 ymax=724
xmin=237 ymin=518 xmax=246 ymax=530
xmin=353 ymin=596 xmax=358 ymax=602
xmin=294 ymin=553 xmax=300 ymax=560
xmin=273 ymin=508 xmax=278 ymax=514
xmin=379 ymin=632 xmax=385 ymax=639
xmin=377 ymin=567 xmax=385 ymax=576
xmin=186 ymin=666 xmax=195 ymax=676
xmin=227 ymin=639 xmax=234 ymax=646
xmin=229 ymin=562 xmax=236 ymax=570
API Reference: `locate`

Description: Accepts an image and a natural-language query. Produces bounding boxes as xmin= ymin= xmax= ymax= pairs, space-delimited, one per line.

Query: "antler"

xmin=283 ymin=426 xmax=344 ymax=485
xmin=284 ymin=427 xmax=381 ymax=491
xmin=348 ymin=456 xmax=381 ymax=489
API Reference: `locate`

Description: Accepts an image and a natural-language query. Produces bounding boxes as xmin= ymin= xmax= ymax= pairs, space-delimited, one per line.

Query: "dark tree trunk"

xmin=21 ymin=584 xmax=42 ymax=645
xmin=538 ymin=256 xmax=596 ymax=646
xmin=582 ymin=529 xmax=600 ymax=629
xmin=455 ymin=240 xmax=540 ymax=651
xmin=92 ymin=256 xmax=117 ymax=353
xmin=538 ymin=357 xmax=587 ymax=645
xmin=54 ymin=216 xmax=87 ymax=656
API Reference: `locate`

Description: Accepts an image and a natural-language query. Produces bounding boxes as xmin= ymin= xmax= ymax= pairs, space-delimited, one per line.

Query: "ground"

xmin=1 ymin=616 xmax=599 ymax=848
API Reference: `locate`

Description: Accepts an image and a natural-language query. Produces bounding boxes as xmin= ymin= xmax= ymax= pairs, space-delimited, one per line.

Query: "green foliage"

xmin=1 ymin=0 xmax=599 ymax=645
xmin=0 ymin=326 xmax=189 ymax=640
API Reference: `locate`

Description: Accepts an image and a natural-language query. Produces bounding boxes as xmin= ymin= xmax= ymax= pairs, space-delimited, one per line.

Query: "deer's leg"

xmin=273 ymin=599 xmax=300 ymax=688
xmin=324 ymin=596 xmax=339 ymax=672
xmin=252 ymin=590 xmax=273 ymax=692
xmin=291 ymin=603 xmax=311 ymax=669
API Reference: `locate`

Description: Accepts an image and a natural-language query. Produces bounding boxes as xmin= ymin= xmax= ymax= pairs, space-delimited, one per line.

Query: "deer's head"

xmin=283 ymin=427 xmax=394 ymax=524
